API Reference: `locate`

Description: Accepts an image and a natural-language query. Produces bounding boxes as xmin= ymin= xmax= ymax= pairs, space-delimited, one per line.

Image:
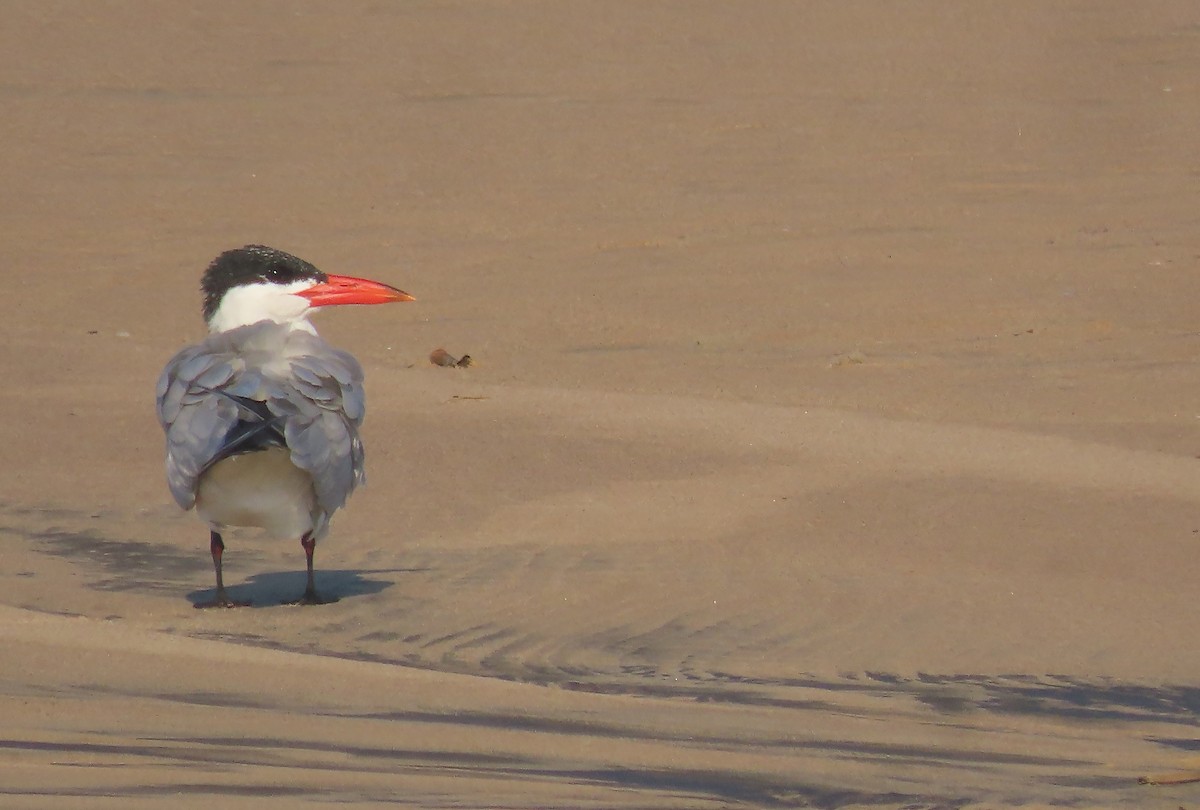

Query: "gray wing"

xmin=271 ymin=331 xmax=367 ymax=515
xmin=155 ymin=342 xmax=242 ymax=510
xmin=155 ymin=322 xmax=367 ymax=515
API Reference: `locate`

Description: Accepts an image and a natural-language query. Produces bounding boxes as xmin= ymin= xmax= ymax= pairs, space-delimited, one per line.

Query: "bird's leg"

xmin=194 ymin=531 xmax=250 ymax=608
xmin=288 ymin=531 xmax=338 ymax=606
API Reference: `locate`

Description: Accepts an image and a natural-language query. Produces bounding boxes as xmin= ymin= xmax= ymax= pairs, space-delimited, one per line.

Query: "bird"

xmin=155 ymin=245 xmax=414 ymax=608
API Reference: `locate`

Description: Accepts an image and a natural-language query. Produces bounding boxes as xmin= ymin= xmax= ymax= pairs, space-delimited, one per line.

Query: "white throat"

xmin=207 ymin=280 xmax=319 ymax=334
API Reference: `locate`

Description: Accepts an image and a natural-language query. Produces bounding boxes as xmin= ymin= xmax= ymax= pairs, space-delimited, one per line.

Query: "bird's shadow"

xmin=186 ymin=567 xmax=421 ymax=609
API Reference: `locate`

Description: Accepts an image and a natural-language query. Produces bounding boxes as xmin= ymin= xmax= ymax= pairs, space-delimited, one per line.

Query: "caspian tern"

xmin=155 ymin=245 xmax=413 ymax=608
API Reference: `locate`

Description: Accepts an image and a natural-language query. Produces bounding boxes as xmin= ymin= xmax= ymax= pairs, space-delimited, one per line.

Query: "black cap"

xmin=201 ymin=245 xmax=327 ymax=321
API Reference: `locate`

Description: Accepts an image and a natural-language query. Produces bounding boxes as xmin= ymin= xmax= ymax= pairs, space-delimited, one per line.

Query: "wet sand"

xmin=2 ymin=2 xmax=1200 ymax=807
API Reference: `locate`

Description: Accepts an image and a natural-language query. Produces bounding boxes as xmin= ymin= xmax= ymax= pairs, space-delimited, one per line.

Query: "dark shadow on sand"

xmin=8 ymin=510 xmax=417 ymax=607
xmin=30 ymin=527 xmax=207 ymax=591
xmin=185 ymin=567 xmax=415 ymax=608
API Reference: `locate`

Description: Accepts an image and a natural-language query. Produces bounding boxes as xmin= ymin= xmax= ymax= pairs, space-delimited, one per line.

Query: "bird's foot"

xmin=285 ymin=588 xmax=339 ymax=606
xmin=194 ymin=593 xmax=251 ymax=609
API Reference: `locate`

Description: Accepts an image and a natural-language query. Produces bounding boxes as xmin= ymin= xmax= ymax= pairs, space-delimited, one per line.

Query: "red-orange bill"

xmin=297 ymin=274 xmax=415 ymax=307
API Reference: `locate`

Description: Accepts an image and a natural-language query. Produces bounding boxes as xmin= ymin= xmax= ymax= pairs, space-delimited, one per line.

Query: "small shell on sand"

xmin=430 ymin=348 xmax=473 ymax=368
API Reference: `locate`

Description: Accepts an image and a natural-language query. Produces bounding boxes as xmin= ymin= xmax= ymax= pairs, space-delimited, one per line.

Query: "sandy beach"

xmin=3 ymin=2 xmax=1200 ymax=807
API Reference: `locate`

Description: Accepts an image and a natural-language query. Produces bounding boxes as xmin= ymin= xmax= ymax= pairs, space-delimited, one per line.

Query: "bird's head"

xmin=201 ymin=245 xmax=414 ymax=334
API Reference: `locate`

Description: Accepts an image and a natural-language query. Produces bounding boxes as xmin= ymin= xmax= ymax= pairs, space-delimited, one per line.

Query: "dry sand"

xmin=2 ymin=2 xmax=1200 ymax=807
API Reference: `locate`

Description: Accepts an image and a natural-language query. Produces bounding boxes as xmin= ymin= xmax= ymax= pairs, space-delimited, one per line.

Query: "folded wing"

xmin=155 ymin=321 xmax=367 ymax=516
